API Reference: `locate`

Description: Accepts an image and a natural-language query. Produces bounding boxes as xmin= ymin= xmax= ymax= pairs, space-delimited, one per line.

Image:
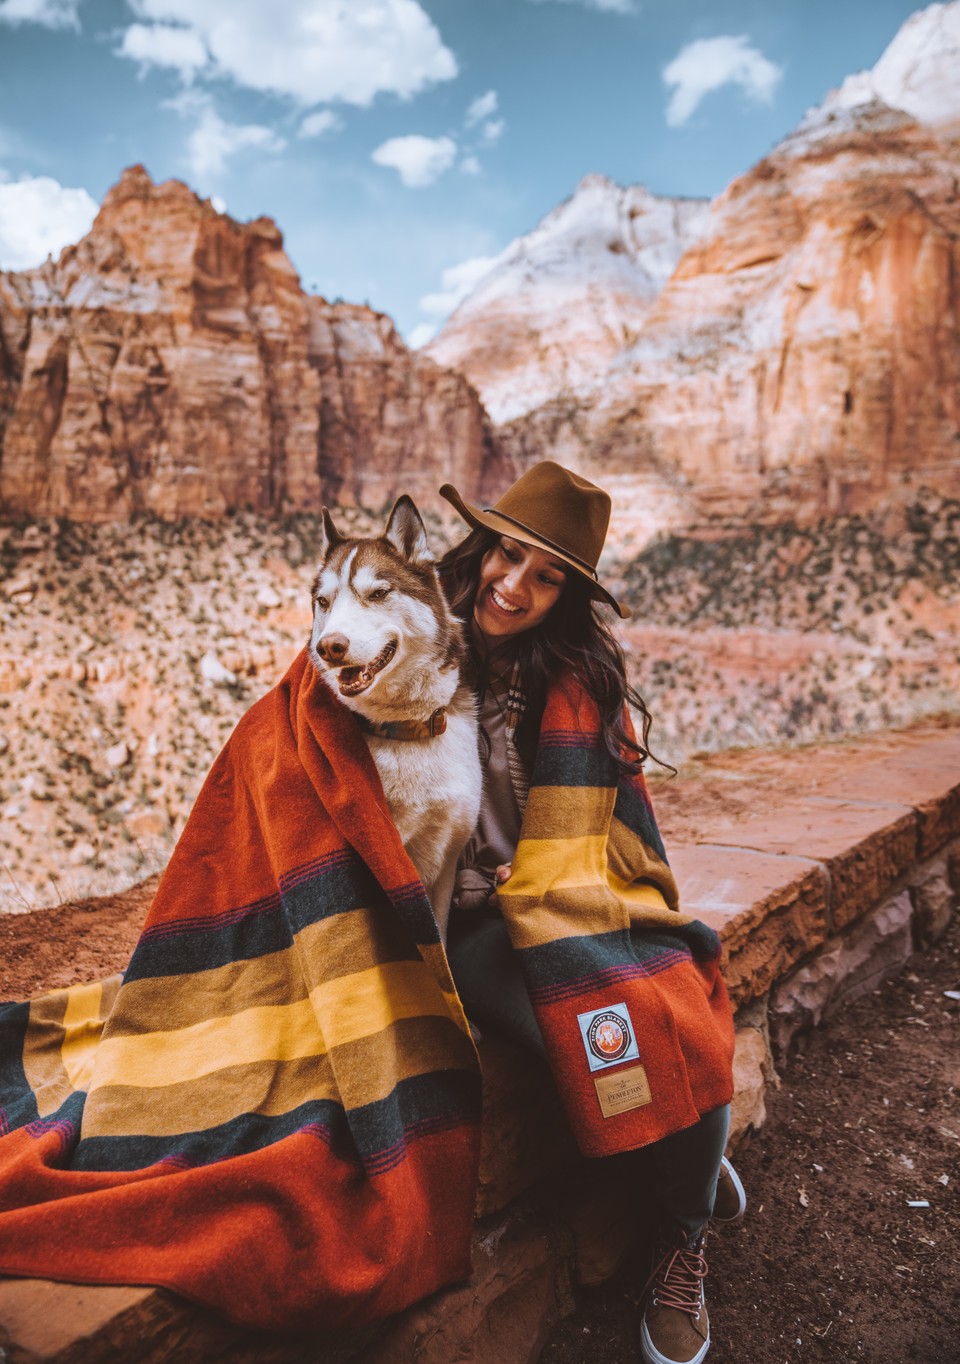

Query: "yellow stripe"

xmin=89 ymin=959 xmax=454 ymax=1093
xmin=607 ymin=871 xmax=672 ymax=912
xmin=497 ymin=834 xmax=609 ymax=899
xmin=60 ymin=980 xmax=105 ymax=1092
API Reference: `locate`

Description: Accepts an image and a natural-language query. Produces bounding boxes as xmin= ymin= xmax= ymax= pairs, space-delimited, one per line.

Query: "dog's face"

xmin=308 ymin=496 xmax=460 ymax=709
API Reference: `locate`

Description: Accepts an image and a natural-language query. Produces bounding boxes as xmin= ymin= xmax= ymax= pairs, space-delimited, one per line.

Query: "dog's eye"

xmin=315 ymin=595 xmax=330 ymax=611
xmin=368 ymin=587 xmax=391 ymax=601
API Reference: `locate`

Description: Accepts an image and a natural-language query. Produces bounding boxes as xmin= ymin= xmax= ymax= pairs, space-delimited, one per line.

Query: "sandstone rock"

xmin=426 ymin=174 xmax=709 ymax=423
xmin=769 ymin=888 xmax=913 ymax=1059
xmin=255 ymin=584 xmax=282 ymax=609
xmin=537 ymin=103 xmax=960 ymax=541
xmin=0 ymin=166 xmax=505 ymax=523
xmin=702 ymin=795 xmax=918 ymax=932
xmin=104 ymin=740 xmax=130 ymax=769
xmin=819 ymin=732 xmax=960 ymax=858
xmin=5 ymin=574 xmax=36 ymax=604
xmin=125 ymin=808 xmax=168 ymax=840
xmin=200 ymin=651 xmax=236 ymax=686
xmin=670 ymin=843 xmax=828 ymax=1005
xmin=729 ymin=1023 xmax=772 ymax=1144
xmin=909 ymin=865 xmax=956 ymax=947
xmin=308 ymin=298 xmax=511 ymax=511
xmin=359 ymin=1215 xmax=569 ymax=1364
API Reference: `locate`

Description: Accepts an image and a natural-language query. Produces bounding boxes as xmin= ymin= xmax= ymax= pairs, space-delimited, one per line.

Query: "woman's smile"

xmin=473 ymin=536 xmax=567 ymax=643
xmin=488 ymin=586 xmax=523 ymax=615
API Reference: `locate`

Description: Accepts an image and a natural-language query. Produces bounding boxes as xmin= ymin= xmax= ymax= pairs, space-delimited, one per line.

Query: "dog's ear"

xmin=318 ymin=507 xmax=344 ymax=562
xmin=384 ymin=495 xmax=434 ymax=566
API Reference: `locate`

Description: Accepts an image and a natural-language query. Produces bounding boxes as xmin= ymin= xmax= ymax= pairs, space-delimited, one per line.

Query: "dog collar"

xmin=353 ymin=707 xmax=448 ymax=741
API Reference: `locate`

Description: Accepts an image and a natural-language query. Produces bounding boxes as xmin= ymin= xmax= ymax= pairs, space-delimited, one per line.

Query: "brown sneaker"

xmin=712 ymin=1155 xmax=746 ymax=1222
xmin=640 ymin=1228 xmax=710 ymax=1364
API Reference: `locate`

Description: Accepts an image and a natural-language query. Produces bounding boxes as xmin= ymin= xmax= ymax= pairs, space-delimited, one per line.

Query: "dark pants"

xmin=447 ymin=911 xmax=729 ymax=1236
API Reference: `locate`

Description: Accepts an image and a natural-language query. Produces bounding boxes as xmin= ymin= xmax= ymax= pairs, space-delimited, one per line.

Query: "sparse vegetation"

xmin=1 ymin=496 xmax=958 ymax=911
xmin=615 ymin=492 xmax=960 ymax=763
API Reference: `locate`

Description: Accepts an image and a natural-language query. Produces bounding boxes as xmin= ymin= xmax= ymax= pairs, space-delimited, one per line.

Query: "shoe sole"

xmin=713 ymin=1154 xmax=747 ymax=1222
xmin=640 ymin=1318 xmax=711 ymax=1364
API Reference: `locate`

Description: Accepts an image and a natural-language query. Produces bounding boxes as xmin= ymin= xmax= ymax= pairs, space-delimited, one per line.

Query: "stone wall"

xmin=1 ymin=726 xmax=957 ymax=1362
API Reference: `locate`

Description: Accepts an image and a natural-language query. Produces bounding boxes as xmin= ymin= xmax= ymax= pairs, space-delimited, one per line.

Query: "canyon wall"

xmin=424 ymin=174 xmax=710 ymax=424
xmin=0 ymin=166 xmax=506 ymax=522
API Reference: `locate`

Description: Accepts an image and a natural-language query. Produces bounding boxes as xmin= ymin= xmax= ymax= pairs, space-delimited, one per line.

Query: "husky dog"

xmin=307 ymin=496 xmax=481 ymax=942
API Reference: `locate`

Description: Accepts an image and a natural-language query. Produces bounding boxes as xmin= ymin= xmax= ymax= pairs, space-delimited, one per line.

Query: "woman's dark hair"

xmin=439 ymin=527 xmax=670 ymax=775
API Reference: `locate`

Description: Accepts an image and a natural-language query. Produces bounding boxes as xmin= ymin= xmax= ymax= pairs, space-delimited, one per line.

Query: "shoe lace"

xmin=645 ymin=1236 xmax=708 ymax=1319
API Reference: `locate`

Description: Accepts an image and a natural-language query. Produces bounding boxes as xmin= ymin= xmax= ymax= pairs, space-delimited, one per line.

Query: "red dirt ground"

xmin=543 ymin=916 xmax=960 ymax=1364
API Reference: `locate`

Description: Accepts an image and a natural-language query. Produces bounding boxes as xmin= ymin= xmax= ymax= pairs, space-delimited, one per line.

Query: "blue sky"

xmin=0 ymin=0 xmax=927 ymax=344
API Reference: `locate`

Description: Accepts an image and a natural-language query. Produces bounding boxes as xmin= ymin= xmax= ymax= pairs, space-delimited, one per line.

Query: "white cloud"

xmin=118 ymin=22 xmax=208 ymax=79
xmin=527 ymin=0 xmax=637 ymax=13
xmin=465 ymin=90 xmax=498 ymax=127
xmin=118 ymin=0 xmax=457 ymax=105
xmin=0 ymin=174 xmax=98 ymax=269
xmin=663 ymin=34 xmax=782 ymax=127
xmin=299 ymin=109 xmax=342 ymax=139
xmin=460 ymin=155 xmax=481 ymax=176
xmin=407 ymin=322 xmax=436 ymax=349
xmin=418 ymin=254 xmax=499 ymax=318
xmin=0 ymin=0 xmax=81 ymax=28
xmin=165 ymin=92 xmax=286 ymax=176
xmin=481 ymin=118 xmax=505 ymax=145
xmin=371 ymin=134 xmax=457 ymax=188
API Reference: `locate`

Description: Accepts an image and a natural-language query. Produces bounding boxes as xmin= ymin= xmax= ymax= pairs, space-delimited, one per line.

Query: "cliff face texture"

xmin=439 ymin=2 xmax=960 ymax=541
xmin=424 ymin=174 xmax=710 ymax=424
xmin=0 ymin=166 xmax=505 ymax=521
xmin=573 ymin=103 xmax=960 ymax=533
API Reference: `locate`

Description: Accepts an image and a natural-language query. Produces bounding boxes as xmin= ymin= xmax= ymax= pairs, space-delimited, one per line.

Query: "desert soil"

xmin=3 ymin=496 xmax=958 ymax=911
xmin=543 ymin=916 xmax=960 ymax=1364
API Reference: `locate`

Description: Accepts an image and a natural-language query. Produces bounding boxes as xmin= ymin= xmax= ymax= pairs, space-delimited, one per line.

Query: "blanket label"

xmin=595 ymin=1064 xmax=653 ymax=1118
xmin=576 ymin=1003 xmax=640 ymax=1073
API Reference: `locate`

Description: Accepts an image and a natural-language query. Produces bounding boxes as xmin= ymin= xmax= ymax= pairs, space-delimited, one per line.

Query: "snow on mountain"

xmin=424 ymin=174 xmax=709 ymax=423
xmin=800 ymin=0 xmax=960 ymax=138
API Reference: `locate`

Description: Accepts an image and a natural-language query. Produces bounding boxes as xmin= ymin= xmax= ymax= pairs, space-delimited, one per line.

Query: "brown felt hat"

xmin=439 ymin=460 xmax=629 ymax=619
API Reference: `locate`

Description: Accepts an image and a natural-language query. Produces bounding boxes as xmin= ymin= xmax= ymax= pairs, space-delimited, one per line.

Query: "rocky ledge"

xmin=0 ymin=723 xmax=958 ymax=1362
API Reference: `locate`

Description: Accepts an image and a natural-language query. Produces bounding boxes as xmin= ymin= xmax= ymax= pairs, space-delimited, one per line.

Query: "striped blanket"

xmin=0 ymin=650 xmax=480 ymax=1332
xmin=496 ymin=681 xmax=734 ymax=1156
xmin=0 ymin=654 xmax=733 ymax=1332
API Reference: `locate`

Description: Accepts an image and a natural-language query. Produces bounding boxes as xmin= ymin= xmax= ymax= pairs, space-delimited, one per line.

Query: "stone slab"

xmin=671 ymin=844 xmax=827 ymax=1005
xmin=769 ymin=889 xmax=914 ymax=1059
xmin=357 ymin=1215 xmax=570 ymax=1364
xmin=729 ymin=1024 xmax=772 ymax=1145
xmin=909 ymin=860 xmax=957 ymax=947
xmin=817 ymin=733 xmax=960 ymax=858
xmin=0 ymin=1277 xmax=325 ymax=1364
xmin=701 ymin=796 xmax=918 ymax=932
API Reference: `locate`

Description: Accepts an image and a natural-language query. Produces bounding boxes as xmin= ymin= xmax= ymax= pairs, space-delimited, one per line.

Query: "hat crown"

xmin=493 ymin=461 xmax=610 ymax=573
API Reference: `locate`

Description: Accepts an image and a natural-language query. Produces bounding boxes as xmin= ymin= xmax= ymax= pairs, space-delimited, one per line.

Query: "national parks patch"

xmin=576 ymin=1002 xmax=641 ymax=1073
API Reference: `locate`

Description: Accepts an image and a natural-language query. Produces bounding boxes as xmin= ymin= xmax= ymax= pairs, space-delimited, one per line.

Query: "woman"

xmin=438 ymin=460 xmax=744 ymax=1364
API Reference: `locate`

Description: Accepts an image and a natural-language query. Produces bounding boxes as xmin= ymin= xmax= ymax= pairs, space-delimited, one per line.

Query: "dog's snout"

xmin=318 ymin=632 xmax=350 ymax=663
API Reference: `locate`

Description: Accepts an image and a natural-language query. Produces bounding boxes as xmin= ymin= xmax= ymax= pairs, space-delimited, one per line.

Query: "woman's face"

xmin=473 ymin=535 xmax=567 ymax=644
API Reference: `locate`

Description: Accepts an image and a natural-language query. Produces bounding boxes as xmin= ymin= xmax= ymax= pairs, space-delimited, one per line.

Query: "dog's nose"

xmin=318 ymin=632 xmax=350 ymax=662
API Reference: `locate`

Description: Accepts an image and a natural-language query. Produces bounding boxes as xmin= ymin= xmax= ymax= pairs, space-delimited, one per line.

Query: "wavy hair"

xmin=438 ymin=527 xmax=669 ymax=775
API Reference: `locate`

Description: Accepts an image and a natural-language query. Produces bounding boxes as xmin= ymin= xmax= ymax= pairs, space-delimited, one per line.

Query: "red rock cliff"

xmin=498 ymin=103 xmax=960 ymax=539
xmin=589 ymin=103 xmax=960 ymax=528
xmin=0 ymin=166 xmax=505 ymax=521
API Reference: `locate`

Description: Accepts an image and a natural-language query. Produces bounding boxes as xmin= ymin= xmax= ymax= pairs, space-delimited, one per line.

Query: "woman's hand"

xmin=495 ymin=863 xmax=512 ymax=885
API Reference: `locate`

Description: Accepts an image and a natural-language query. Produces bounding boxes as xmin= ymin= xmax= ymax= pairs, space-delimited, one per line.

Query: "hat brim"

xmin=439 ymin=482 xmax=630 ymax=620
